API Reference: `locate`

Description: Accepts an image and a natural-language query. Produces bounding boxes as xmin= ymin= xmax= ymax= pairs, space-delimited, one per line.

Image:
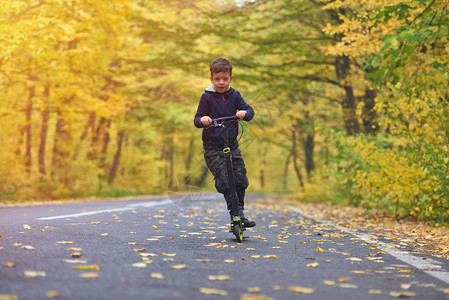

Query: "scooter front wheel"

xmin=233 ymin=222 xmax=243 ymax=243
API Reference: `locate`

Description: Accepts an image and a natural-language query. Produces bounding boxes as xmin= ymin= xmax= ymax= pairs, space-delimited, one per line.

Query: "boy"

xmin=193 ymin=58 xmax=256 ymax=228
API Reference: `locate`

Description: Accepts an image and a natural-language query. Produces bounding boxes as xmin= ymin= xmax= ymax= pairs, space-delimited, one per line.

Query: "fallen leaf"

xmin=368 ymin=290 xmax=383 ymax=294
xmin=2 ymin=262 xmax=16 ymax=268
xmin=250 ymin=255 xmax=261 ymax=258
xmin=273 ymin=285 xmax=283 ymax=290
xmin=57 ymin=241 xmax=74 ymax=244
xmin=338 ymin=277 xmax=350 ymax=283
xmin=199 ymin=288 xmax=227 ymax=296
xmin=389 ymin=291 xmax=416 ymax=297
xmin=340 ymin=284 xmax=359 ymax=289
xmin=351 ymin=270 xmax=366 ymax=274
xmin=134 ymin=248 xmax=147 ymax=252
xmin=208 ymin=275 xmax=230 ymax=281
xmin=444 ymin=288 xmax=449 ymax=294
xmin=401 ymin=283 xmax=412 ymax=290
xmin=152 ymin=225 xmax=159 ymax=229
xmin=0 ymin=294 xmax=18 ymax=300
xmin=79 ymin=272 xmax=99 ymax=278
xmin=323 ymin=280 xmax=335 ymax=286
xmin=346 ymin=257 xmax=362 ymax=261
xmin=223 ymin=260 xmax=235 ymax=263
xmin=24 ymin=270 xmax=46 ymax=278
xmin=316 ymin=247 xmax=325 ymax=252
xmin=71 ymin=252 xmax=83 ymax=258
xmin=47 ymin=290 xmax=59 ymax=298
xmin=72 ymin=265 xmax=100 ymax=270
xmin=307 ymin=262 xmax=319 ymax=268
xmin=151 ymin=273 xmax=164 ymax=279
xmin=263 ymin=255 xmax=278 ymax=259
xmin=101 ymin=233 xmax=108 ymax=236
xmin=131 ymin=262 xmax=147 ymax=268
xmin=162 ymin=252 xmax=176 ymax=256
xmin=398 ymin=269 xmax=412 ymax=273
xmin=23 ymin=225 xmax=31 ymax=230
xmin=68 ymin=247 xmax=82 ymax=251
xmin=248 ymin=287 xmax=261 ymax=293
xmin=171 ymin=264 xmax=187 ymax=269
xmin=241 ymin=294 xmax=269 ymax=300
xmin=289 ymin=286 xmax=314 ymax=294
xmin=88 ymin=222 xmax=100 ymax=225
xmin=128 ymin=242 xmax=138 ymax=245
xmin=139 ymin=253 xmax=158 ymax=257
xmin=22 ymin=245 xmax=35 ymax=250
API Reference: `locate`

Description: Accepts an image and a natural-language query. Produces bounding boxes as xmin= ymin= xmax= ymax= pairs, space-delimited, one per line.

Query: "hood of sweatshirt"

xmin=205 ymin=85 xmax=231 ymax=93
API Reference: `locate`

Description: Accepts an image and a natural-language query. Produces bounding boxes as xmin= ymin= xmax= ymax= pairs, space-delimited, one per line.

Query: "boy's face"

xmin=210 ymin=72 xmax=233 ymax=94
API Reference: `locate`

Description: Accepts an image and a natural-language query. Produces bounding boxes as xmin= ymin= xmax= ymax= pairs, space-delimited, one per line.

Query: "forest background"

xmin=1 ymin=0 xmax=448 ymax=226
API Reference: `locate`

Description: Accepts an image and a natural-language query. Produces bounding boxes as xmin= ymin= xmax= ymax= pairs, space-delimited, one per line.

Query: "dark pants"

xmin=204 ymin=148 xmax=249 ymax=217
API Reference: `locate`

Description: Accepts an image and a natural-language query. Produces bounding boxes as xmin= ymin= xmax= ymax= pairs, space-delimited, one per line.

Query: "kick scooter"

xmin=208 ymin=116 xmax=244 ymax=242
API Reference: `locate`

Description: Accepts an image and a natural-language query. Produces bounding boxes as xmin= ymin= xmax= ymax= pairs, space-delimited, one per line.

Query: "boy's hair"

xmin=210 ymin=58 xmax=232 ymax=76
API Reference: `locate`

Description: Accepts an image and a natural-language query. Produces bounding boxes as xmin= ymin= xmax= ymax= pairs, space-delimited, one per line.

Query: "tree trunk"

xmin=108 ymin=130 xmax=125 ymax=184
xmin=260 ymin=146 xmax=268 ymax=189
xmin=52 ymin=111 xmax=67 ymax=175
xmin=362 ymin=87 xmax=379 ymax=135
xmin=283 ymin=153 xmax=291 ymax=192
xmin=335 ymin=55 xmax=361 ymax=135
xmin=184 ymin=136 xmax=194 ymax=186
xmin=24 ymin=86 xmax=34 ymax=173
xmin=38 ymin=85 xmax=50 ymax=175
xmin=291 ymin=131 xmax=305 ymax=189
xmin=304 ymin=133 xmax=315 ymax=179
xmin=73 ymin=112 xmax=95 ymax=160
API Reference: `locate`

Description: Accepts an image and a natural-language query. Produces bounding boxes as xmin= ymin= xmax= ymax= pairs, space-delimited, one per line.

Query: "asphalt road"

xmin=1 ymin=194 xmax=449 ymax=300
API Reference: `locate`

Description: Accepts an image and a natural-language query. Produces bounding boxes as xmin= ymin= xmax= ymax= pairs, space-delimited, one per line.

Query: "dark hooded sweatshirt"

xmin=194 ymin=85 xmax=255 ymax=151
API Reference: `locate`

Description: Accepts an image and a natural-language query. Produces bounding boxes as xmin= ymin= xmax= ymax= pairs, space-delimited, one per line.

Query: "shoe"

xmin=242 ymin=217 xmax=256 ymax=228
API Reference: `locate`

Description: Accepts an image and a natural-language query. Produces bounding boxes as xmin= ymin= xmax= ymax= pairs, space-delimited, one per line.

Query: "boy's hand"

xmin=200 ymin=116 xmax=212 ymax=126
xmin=236 ymin=110 xmax=246 ymax=120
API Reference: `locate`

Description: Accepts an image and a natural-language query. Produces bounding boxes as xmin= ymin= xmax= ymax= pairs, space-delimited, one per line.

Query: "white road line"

xmin=36 ymin=199 xmax=174 ymax=220
xmin=288 ymin=206 xmax=449 ymax=286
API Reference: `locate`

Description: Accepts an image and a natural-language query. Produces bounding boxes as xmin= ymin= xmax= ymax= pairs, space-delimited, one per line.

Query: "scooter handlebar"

xmin=211 ymin=115 xmax=239 ymax=127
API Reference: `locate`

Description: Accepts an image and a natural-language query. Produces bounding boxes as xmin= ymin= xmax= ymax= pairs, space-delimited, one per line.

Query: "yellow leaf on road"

xmin=390 ymin=291 xmax=416 ymax=297
xmin=346 ymin=257 xmax=362 ymax=261
xmin=101 ymin=233 xmax=108 ymax=236
xmin=23 ymin=225 xmax=31 ymax=230
xmin=68 ymin=247 xmax=82 ymax=251
xmin=72 ymin=265 xmax=100 ymax=270
xmin=132 ymin=262 xmax=147 ymax=268
xmin=306 ymin=262 xmax=319 ymax=267
xmin=79 ymin=272 xmax=99 ymax=278
xmin=316 ymin=247 xmax=325 ymax=252
xmin=263 ymin=255 xmax=278 ymax=259
xmin=323 ymin=280 xmax=335 ymax=286
xmin=2 ymin=262 xmax=16 ymax=268
xmin=47 ymin=290 xmax=59 ymax=298
xmin=248 ymin=287 xmax=261 ymax=293
xmin=57 ymin=241 xmax=73 ymax=244
xmin=171 ymin=264 xmax=187 ymax=269
xmin=151 ymin=273 xmax=164 ymax=279
xmin=163 ymin=252 xmax=176 ymax=256
xmin=241 ymin=294 xmax=269 ymax=300
xmin=223 ymin=260 xmax=235 ymax=263
xmin=24 ymin=271 xmax=46 ymax=278
xmin=368 ymin=290 xmax=383 ymax=294
xmin=208 ymin=275 xmax=230 ymax=281
xmin=289 ymin=286 xmax=314 ymax=294
xmin=22 ymin=245 xmax=35 ymax=250
xmin=199 ymin=288 xmax=227 ymax=295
